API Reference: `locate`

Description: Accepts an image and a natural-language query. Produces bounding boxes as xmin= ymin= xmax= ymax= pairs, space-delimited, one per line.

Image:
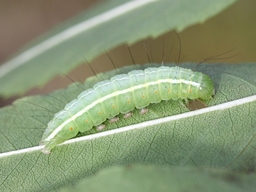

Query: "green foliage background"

xmin=1 ymin=0 xmax=256 ymax=192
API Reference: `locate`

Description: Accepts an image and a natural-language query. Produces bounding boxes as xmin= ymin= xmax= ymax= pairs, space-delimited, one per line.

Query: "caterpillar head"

xmin=198 ymin=74 xmax=215 ymax=101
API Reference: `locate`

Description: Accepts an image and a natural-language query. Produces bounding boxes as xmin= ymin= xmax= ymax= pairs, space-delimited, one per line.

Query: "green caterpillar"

xmin=40 ymin=66 xmax=215 ymax=154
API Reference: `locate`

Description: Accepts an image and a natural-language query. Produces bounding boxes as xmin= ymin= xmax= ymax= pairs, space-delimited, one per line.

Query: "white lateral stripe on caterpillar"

xmin=44 ymin=78 xmax=201 ymax=141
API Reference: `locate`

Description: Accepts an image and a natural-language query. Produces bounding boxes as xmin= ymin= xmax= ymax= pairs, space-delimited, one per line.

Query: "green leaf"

xmin=0 ymin=0 xmax=237 ymax=97
xmin=57 ymin=165 xmax=256 ymax=192
xmin=1 ymin=63 xmax=256 ymax=191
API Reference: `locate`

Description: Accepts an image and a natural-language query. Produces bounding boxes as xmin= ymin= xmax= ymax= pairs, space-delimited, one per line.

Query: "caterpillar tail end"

xmin=39 ymin=140 xmax=54 ymax=154
xmin=41 ymin=148 xmax=51 ymax=155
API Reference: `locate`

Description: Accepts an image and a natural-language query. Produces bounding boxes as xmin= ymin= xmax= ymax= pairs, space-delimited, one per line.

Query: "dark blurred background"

xmin=0 ymin=0 xmax=256 ymax=107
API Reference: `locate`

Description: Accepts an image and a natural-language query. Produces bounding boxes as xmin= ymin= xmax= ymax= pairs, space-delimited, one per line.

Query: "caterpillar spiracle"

xmin=40 ymin=66 xmax=215 ymax=154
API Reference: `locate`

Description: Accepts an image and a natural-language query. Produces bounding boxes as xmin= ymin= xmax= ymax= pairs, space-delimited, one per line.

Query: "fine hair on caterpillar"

xmin=32 ymin=31 xmax=238 ymax=154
